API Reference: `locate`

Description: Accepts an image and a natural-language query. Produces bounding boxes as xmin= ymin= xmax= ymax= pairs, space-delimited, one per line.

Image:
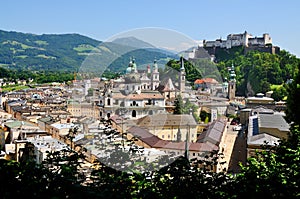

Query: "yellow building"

xmin=136 ymin=114 xmax=198 ymax=142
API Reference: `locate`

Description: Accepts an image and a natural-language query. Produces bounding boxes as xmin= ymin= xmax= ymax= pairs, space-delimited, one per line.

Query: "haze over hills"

xmin=0 ymin=30 xmax=177 ymax=73
xmin=112 ymin=36 xmax=155 ymax=49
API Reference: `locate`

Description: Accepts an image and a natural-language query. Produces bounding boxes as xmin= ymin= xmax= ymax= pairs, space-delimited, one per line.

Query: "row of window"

xmin=160 ymin=134 xmax=195 ymax=139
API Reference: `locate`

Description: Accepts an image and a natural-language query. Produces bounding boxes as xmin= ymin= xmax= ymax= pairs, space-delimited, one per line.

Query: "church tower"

xmin=151 ymin=59 xmax=160 ymax=90
xmin=179 ymin=57 xmax=186 ymax=93
xmin=228 ymin=63 xmax=236 ymax=101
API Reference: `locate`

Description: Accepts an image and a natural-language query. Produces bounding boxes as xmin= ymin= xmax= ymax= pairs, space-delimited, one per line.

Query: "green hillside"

xmin=216 ymin=49 xmax=300 ymax=98
xmin=0 ymin=30 xmax=176 ymax=77
xmin=0 ymin=30 xmax=101 ymax=71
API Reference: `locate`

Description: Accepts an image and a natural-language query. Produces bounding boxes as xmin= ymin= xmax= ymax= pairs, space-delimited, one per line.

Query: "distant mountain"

xmin=0 ymin=30 xmax=178 ymax=74
xmin=0 ymin=30 xmax=102 ymax=71
xmin=105 ymin=36 xmax=180 ymax=73
xmin=112 ymin=36 xmax=155 ymax=49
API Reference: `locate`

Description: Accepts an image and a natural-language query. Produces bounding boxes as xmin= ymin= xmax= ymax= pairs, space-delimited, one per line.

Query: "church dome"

xmin=126 ymin=66 xmax=132 ymax=74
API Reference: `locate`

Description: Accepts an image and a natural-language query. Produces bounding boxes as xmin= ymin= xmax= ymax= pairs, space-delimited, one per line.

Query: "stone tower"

xmin=179 ymin=57 xmax=186 ymax=93
xmin=228 ymin=63 xmax=236 ymax=101
xmin=151 ymin=59 xmax=160 ymax=90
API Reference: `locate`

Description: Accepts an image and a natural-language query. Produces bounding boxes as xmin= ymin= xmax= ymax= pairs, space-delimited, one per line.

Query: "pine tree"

xmin=173 ymin=95 xmax=183 ymax=114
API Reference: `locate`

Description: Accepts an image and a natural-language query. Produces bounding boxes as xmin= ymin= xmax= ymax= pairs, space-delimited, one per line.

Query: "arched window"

xmin=133 ymin=101 xmax=136 ymax=106
xmin=132 ymin=110 xmax=137 ymax=117
xmin=107 ymin=98 xmax=111 ymax=106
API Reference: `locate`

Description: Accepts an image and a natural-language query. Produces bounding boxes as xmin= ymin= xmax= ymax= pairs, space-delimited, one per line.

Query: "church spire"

xmin=180 ymin=56 xmax=185 ymax=71
xmin=228 ymin=62 xmax=236 ymax=101
xmin=179 ymin=57 xmax=186 ymax=92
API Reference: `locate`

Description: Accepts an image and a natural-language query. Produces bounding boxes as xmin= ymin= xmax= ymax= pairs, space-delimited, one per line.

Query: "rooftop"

xmin=248 ymin=133 xmax=280 ymax=146
xmin=137 ymin=114 xmax=197 ymax=127
xmin=259 ymin=114 xmax=290 ymax=132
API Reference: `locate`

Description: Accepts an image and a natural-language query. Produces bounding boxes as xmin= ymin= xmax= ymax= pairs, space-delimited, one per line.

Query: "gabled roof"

xmin=194 ymin=79 xmax=205 ymax=84
xmin=197 ymin=119 xmax=226 ymax=146
xmin=194 ymin=78 xmax=219 ymax=84
xmin=156 ymin=78 xmax=178 ymax=92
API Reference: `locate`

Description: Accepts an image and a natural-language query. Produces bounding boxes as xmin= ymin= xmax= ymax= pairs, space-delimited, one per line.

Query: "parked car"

xmin=233 ymin=124 xmax=242 ymax=131
xmin=230 ymin=120 xmax=237 ymax=125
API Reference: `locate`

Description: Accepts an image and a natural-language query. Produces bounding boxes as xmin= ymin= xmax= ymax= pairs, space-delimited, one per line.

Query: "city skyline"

xmin=1 ymin=0 xmax=300 ymax=57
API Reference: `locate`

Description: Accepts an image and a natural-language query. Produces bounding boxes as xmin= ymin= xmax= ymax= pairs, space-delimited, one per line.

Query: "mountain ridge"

xmin=0 ymin=29 xmax=175 ymax=73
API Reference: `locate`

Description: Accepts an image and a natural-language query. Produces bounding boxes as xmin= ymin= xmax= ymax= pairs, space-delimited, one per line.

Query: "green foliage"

xmin=0 ymin=67 xmax=75 ymax=85
xmin=173 ymin=95 xmax=184 ymax=114
xmin=235 ymin=126 xmax=300 ymax=198
xmin=286 ymin=63 xmax=300 ymax=125
xmin=271 ymin=84 xmax=288 ymax=101
xmin=217 ymin=49 xmax=299 ymax=96
xmin=200 ymin=110 xmax=211 ymax=122
xmin=165 ymin=58 xmax=203 ymax=84
xmin=183 ymin=98 xmax=200 ymax=122
xmin=211 ymin=46 xmax=245 ymax=62
xmin=1 ymin=124 xmax=300 ymax=198
xmin=0 ymin=29 xmax=100 ymax=72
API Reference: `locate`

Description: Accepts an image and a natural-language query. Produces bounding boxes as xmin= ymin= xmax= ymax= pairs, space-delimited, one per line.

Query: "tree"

xmin=286 ymin=67 xmax=300 ymax=125
xmin=234 ymin=126 xmax=300 ymax=198
xmin=183 ymin=98 xmax=200 ymax=122
xmin=173 ymin=95 xmax=183 ymax=114
xmin=200 ymin=110 xmax=211 ymax=122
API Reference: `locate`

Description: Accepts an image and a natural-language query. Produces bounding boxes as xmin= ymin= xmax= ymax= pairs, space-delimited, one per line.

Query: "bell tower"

xmin=151 ymin=59 xmax=160 ymax=90
xmin=228 ymin=63 xmax=236 ymax=101
xmin=179 ymin=57 xmax=186 ymax=93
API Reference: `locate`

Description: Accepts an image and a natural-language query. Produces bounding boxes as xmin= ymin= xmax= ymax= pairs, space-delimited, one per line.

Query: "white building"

xmin=27 ymin=135 xmax=68 ymax=164
xmin=204 ymin=31 xmax=272 ymax=49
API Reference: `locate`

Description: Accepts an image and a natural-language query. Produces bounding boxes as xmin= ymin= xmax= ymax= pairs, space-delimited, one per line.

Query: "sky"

xmin=1 ymin=0 xmax=300 ymax=57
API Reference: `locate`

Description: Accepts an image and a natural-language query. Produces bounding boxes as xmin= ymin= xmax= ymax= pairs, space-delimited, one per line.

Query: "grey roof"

xmin=259 ymin=114 xmax=290 ymax=132
xmin=251 ymin=106 xmax=274 ymax=114
xmin=197 ymin=119 xmax=226 ymax=145
xmin=248 ymin=133 xmax=280 ymax=146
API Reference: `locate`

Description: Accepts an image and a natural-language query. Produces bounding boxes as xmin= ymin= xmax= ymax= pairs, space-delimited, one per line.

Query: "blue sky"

xmin=1 ymin=0 xmax=300 ymax=57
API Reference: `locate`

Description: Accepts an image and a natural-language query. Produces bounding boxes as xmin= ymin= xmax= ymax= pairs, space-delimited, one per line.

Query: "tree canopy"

xmin=217 ymin=50 xmax=300 ymax=96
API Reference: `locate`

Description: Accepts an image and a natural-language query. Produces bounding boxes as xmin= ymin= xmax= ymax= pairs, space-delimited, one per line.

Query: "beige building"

xmin=135 ymin=114 xmax=198 ymax=142
xmin=67 ymin=102 xmax=100 ymax=119
xmin=246 ymin=93 xmax=275 ymax=109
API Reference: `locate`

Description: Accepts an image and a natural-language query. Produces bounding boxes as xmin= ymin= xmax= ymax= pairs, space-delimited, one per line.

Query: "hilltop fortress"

xmin=203 ymin=31 xmax=280 ymax=55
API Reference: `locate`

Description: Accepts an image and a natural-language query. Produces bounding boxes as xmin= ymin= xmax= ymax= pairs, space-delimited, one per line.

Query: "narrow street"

xmin=227 ymin=125 xmax=247 ymax=173
xmin=220 ymin=123 xmax=247 ymax=173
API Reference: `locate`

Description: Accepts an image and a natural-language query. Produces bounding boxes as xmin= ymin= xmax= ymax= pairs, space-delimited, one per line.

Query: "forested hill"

xmin=0 ymin=30 xmax=101 ymax=71
xmin=0 ymin=30 xmax=176 ymax=75
xmin=216 ymin=48 xmax=300 ymax=99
